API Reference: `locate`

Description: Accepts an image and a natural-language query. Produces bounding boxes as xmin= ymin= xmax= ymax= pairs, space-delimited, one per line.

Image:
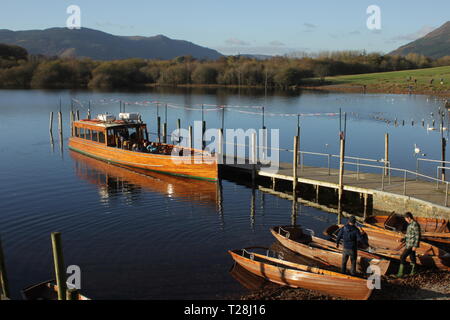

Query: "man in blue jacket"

xmin=336 ymin=216 xmax=365 ymax=276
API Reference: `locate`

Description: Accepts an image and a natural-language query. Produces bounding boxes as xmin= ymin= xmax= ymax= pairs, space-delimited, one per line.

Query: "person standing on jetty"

xmin=336 ymin=216 xmax=365 ymax=276
xmin=395 ymin=212 xmax=421 ymax=278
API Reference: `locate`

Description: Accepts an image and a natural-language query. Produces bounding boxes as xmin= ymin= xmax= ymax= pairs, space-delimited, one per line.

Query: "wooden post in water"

xmin=189 ymin=126 xmax=193 ymax=150
xmin=51 ymin=232 xmax=66 ymax=300
xmin=251 ymin=132 xmax=257 ymax=186
xmin=157 ymin=116 xmax=161 ymax=143
xmin=338 ymin=132 xmax=346 ymax=224
xmin=58 ymin=111 xmax=63 ymax=135
xmin=384 ymin=133 xmax=389 ymax=176
xmin=70 ymin=111 xmax=74 ymax=137
xmin=76 ymin=110 xmax=80 ymax=121
xmin=49 ymin=112 xmax=54 ymax=133
xmin=0 ymin=235 xmax=10 ymax=299
xmin=177 ymin=119 xmax=181 ymax=143
xmin=292 ymin=136 xmax=299 ymax=198
xmin=163 ymin=122 xmax=167 ymax=144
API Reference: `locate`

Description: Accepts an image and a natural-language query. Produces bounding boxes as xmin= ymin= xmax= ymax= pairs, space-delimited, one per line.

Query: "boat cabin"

xmin=72 ymin=113 xmax=149 ymax=150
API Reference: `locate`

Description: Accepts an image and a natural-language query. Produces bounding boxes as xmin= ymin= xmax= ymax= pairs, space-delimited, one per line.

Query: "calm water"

xmin=0 ymin=88 xmax=448 ymax=299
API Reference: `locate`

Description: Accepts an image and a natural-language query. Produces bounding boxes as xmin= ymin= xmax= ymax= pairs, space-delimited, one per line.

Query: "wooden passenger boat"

xmin=21 ymin=280 xmax=90 ymax=300
xmin=228 ymin=248 xmax=373 ymax=300
xmin=71 ymin=150 xmax=217 ymax=205
xmin=271 ymin=226 xmax=391 ymax=275
xmin=324 ymin=225 xmax=450 ymax=271
xmin=68 ymin=114 xmax=218 ymax=182
xmin=364 ymin=213 xmax=450 ymax=244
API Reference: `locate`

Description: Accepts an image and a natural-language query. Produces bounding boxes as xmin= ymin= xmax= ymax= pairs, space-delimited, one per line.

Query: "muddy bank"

xmin=237 ymin=270 xmax=450 ymax=300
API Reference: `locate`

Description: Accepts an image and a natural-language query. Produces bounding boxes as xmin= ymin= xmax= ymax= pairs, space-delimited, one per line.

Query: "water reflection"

xmin=70 ymin=151 xmax=218 ymax=206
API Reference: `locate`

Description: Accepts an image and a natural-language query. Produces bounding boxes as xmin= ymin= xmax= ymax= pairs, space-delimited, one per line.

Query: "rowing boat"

xmin=21 ymin=280 xmax=90 ymax=300
xmin=228 ymin=247 xmax=373 ymax=300
xmin=324 ymin=225 xmax=450 ymax=271
xmin=271 ymin=226 xmax=391 ymax=275
xmin=364 ymin=213 xmax=450 ymax=244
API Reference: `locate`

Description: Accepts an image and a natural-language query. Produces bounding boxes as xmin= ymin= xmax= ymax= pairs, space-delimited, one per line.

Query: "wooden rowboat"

xmin=364 ymin=213 xmax=450 ymax=244
xmin=271 ymin=226 xmax=391 ymax=275
xmin=69 ymin=115 xmax=218 ymax=182
xmin=21 ymin=280 xmax=90 ymax=300
xmin=324 ymin=225 xmax=450 ymax=271
xmin=228 ymin=248 xmax=373 ymax=300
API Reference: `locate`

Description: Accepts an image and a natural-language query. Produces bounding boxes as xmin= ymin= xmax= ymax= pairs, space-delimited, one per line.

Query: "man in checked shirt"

xmin=395 ymin=212 xmax=421 ymax=278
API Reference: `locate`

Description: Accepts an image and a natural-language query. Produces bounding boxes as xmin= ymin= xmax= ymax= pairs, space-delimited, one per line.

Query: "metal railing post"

xmin=446 ymin=183 xmax=449 ymax=207
xmin=328 ymin=154 xmax=331 ymax=176
xmin=403 ymin=171 xmax=407 ymax=195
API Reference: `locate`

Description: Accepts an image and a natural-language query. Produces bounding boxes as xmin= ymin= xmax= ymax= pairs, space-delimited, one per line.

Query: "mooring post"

xmin=163 ymin=122 xmax=167 ymax=144
xmin=58 ymin=111 xmax=63 ymax=135
xmin=49 ymin=112 xmax=54 ymax=134
xmin=293 ymin=136 xmax=299 ymax=198
xmin=218 ymin=128 xmax=223 ymax=164
xmin=177 ymin=119 xmax=181 ymax=143
xmin=189 ymin=125 xmax=193 ymax=150
xmin=251 ymin=132 xmax=257 ymax=185
xmin=0 ymin=235 xmax=10 ymax=299
xmin=51 ymin=232 xmax=66 ymax=300
xmin=76 ymin=110 xmax=80 ymax=121
xmin=338 ymin=132 xmax=346 ymax=223
xmin=157 ymin=116 xmax=161 ymax=143
xmin=202 ymin=120 xmax=206 ymax=150
xmin=70 ymin=111 xmax=74 ymax=137
xmin=384 ymin=133 xmax=389 ymax=176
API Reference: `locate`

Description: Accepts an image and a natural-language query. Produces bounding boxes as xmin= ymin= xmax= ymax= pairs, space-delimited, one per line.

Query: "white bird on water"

xmin=413 ymin=144 xmax=426 ymax=157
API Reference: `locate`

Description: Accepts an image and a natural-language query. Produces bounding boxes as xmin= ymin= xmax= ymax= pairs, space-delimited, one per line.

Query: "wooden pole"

xmin=49 ymin=112 xmax=54 ymax=133
xmin=58 ymin=111 xmax=63 ymax=135
xmin=76 ymin=110 xmax=80 ymax=121
xmin=157 ymin=116 xmax=161 ymax=143
xmin=202 ymin=120 xmax=206 ymax=150
xmin=384 ymin=133 xmax=389 ymax=176
xmin=218 ymin=129 xmax=223 ymax=164
xmin=251 ymin=132 xmax=257 ymax=185
xmin=0 ymin=235 xmax=9 ymax=299
xmin=293 ymin=136 xmax=299 ymax=198
xmin=163 ymin=123 xmax=167 ymax=144
xmin=442 ymin=113 xmax=446 ymax=182
xmin=70 ymin=111 xmax=74 ymax=137
xmin=51 ymin=232 xmax=66 ymax=300
xmin=338 ymin=133 xmax=346 ymax=223
xmin=177 ymin=119 xmax=181 ymax=143
xmin=189 ymin=125 xmax=193 ymax=150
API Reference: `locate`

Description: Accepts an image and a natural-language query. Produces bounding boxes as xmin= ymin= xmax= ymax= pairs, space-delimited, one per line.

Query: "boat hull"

xmin=228 ymin=249 xmax=372 ymax=300
xmin=271 ymin=226 xmax=391 ymax=275
xmin=68 ymin=137 xmax=218 ymax=182
xmin=325 ymin=225 xmax=450 ymax=271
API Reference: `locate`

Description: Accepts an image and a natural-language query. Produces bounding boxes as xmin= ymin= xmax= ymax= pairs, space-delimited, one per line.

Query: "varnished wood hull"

xmin=68 ymin=137 xmax=218 ymax=181
xmin=71 ymin=150 xmax=218 ymax=205
xmin=228 ymin=249 xmax=373 ymax=300
xmin=271 ymin=226 xmax=391 ymax=275
xmin=365 ymin=215 xmax=450 ymax=244
xmin=325 ymin=225 xmax=450 ymax=271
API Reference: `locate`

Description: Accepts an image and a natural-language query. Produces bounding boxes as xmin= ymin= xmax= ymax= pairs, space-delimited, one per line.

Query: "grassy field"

xmin=321 ymin=66 xmax=450 ymax=95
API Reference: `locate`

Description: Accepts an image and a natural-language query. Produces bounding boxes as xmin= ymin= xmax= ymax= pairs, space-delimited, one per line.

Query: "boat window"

xmin=79 ymin=128 xmax=85 ymax=139
xmin=99 ymin=131 xmax=106 ymax=143
xmin=92 ymin=130 xmax=98 ymax=142
xmin=74 ymin=127 xmax=79 ymax=137
xmin=85 ymin=129 xmax=91 ymax=140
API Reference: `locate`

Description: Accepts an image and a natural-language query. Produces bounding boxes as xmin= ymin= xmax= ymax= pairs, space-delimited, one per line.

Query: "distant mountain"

xmin=0 ymin=27 xmax=223 ymax=60
xmin=390 ymin=21 xmax=450 ymax=59
xmin=238 ymin=54 xmax=273 ymax=60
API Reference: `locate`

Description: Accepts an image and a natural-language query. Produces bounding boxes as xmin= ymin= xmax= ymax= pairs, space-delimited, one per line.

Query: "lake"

xmin=0 ymin=87 xmax=448 ymax=299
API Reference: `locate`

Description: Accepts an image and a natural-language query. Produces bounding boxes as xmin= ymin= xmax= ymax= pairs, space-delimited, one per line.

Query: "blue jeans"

xmin=342 ymin=248 xmax=357 ymax=275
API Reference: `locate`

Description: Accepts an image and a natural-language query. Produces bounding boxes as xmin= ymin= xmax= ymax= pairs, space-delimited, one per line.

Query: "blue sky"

xmin=1 ymin=0 xmax=448 ymax=55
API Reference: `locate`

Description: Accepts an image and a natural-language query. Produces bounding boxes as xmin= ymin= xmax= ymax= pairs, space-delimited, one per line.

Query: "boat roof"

xmin=74 ymin=119 xmax=145 ymax=129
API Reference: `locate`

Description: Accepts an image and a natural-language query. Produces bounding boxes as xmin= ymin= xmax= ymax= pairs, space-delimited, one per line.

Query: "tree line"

xmin=0 ymin=43 xmax=449 ymax=89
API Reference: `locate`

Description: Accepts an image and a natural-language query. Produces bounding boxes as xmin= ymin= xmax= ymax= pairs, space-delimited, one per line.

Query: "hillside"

xmin=0 ymin=27 xmax=223 ymax=60
xmin=390 ymin=21 xmax=450 ymax=59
